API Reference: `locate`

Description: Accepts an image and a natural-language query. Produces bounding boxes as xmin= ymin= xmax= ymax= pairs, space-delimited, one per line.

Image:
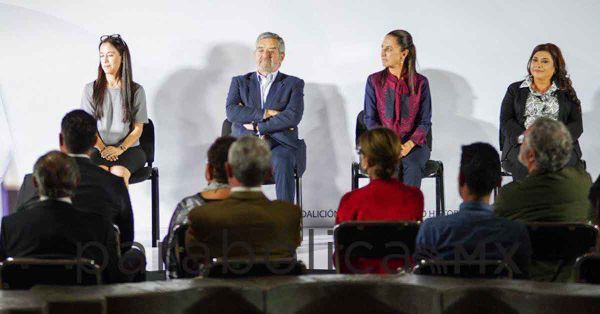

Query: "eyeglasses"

xmin=100 ymin=34 xmax=122 ymax=42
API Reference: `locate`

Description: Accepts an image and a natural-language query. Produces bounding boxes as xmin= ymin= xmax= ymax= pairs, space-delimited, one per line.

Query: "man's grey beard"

xmin=258 ymin=61 xmax=278 ymax=74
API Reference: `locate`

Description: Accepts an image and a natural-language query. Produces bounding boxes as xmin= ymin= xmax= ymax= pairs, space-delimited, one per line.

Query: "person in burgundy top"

xmin=335 ymin=127 xmax=424 ymax=273
xmin=364 ymin=29 xmax=432 ymax=188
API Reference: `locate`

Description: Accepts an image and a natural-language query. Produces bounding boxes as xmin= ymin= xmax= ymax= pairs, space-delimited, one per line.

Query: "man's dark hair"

xmin=61 ymin=110 xmax=98 ymax=154
xmin=460 ymin=142 xmax=501 ymax=197
xmin=33 ymin=151 xmax=80 ymax=198
xmin=207 ymin=136 xmax=236 ymax=184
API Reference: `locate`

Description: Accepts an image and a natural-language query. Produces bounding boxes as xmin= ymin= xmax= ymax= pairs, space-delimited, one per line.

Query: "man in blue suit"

xmin=226 ymin=32 xmax=304 ymax=202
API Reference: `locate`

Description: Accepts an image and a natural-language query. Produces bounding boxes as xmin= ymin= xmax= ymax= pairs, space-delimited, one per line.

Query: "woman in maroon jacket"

xmin=364 ymin=29 xmax=432 ymax=188
xmin=335 ymin=127 xmax=424 ymax=273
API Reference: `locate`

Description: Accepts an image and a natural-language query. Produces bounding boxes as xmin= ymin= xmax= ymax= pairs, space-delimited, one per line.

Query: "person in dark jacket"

xmin=500 ymin=43 xmax=583 ymax=181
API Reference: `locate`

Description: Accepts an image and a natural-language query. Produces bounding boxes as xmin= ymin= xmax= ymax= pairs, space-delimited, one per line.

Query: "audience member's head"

xmin=33 ymin=151 xmax=80 ymax=198
xmin=226 ymin=136 xmax=272 ymax=187
xmin=519 ymin=117 xmax=572 ymax=174
xmin=60 ymin=110 xmax=98 ymax=154
xmin=459 ymin=143 xmax=501 ymax=201
xmin=358 ymin=127 xmax=402 ymax=180
xmin=205 ymin=136 xmax=237 ymax=184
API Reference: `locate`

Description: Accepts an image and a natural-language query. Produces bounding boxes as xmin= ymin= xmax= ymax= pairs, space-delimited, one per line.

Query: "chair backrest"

xmin=526 ymin=223 xmax=598 ymax=261
xmin=355 ymin=110 xmax=432 ymax=150
xmin=202 ymin=258 xmax=306 ymax=278
xmin=139 ymin=119 xmax=155 ymax=164
xmin=173 ymin=224 xmax=199 ymax=278
xmin=334 ymin=221 xmax=420 ymax=271
xmin=222 ymin=119 xmax=232 ymax=137
xmin=0 ymin=257 xmax=102 ymax=289
xmin=575 ymin=254 xmax=600 ymax=284
xmin=413 ymin=259 xmax=513 ymax=279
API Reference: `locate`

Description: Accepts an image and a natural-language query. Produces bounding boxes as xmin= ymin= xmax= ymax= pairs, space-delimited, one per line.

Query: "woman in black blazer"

xmin=500 ymin=43 xmax=583 ymax=181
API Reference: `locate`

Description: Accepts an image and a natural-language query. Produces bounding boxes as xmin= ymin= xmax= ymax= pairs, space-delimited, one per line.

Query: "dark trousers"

xmin=402 ymin=145 xmax=431 ymax=188
xmin=270 ymin=141 xmax=297 ymax=203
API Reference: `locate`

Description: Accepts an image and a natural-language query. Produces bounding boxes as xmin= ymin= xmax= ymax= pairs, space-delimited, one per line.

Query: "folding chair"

xmin=351 ymin=110 xmax=445 ymax=216
xmin=333 ymin=221 xmax=420 ymax=274
xmin=129 ymin=119 xmax=160 ymax=247
xmin=0 ymin=257 xmax=101 ymax=289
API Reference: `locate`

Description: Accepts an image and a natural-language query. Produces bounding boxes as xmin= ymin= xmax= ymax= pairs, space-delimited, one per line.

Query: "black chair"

xmin=129 ymin=119 xmax=160 ymax=247
xmin=221 ymin=119 xmax=304 ymax=207
xmin=527 ymin=223 xmax=598 ymax=281
xmin=575 ymin=254 xmax=600 ymax=284
xmin=412 ymin=259 xmax=513 ymax=279
xmin=527 ymin=223 xmax=598 ymax=260
xmin=172 ymin=224 xmax=200 ymax=278
xmin=0 ymin=257 xmax=102 ymax=289
xmin=351 ymin=111 xmax=445 ymax=216
xmin=202 ymin=258 xmax=306 ymax=278
xmin=333 ymin=221 xmax=420 ymax=274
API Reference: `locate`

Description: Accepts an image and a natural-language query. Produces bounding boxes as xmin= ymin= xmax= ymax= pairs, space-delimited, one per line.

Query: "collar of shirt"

xmin=39 ymin=196 xmax=73 ymax=204
xmin=520 ymin=75 xmax=558 ymax=96
xmin=231 ymin=186 xmax=263 ymax=193
xmin=68 ymin=153 xmax=90 ymax=159
xmin=459 ymin=201 xmax=493 ymax=213
xmin=257 ymin=71 xmax=279 ymax=83
xmin=257 ymin=71 xmax=279 ymax=107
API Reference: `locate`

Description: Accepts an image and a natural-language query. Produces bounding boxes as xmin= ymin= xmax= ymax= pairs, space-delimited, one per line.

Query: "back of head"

xmin=228 ymin=136 xmax=272 ymax=187
xmin=525 ymin=117 xmax=572 ymax=173
xmin=61 ymin=110 xmax=98 ymax=154
xmin=33 ymin=151 xmax=80 ymax=198
xmin=460 ymin=142 xmax=500 ymax=197
xmin=358 ymin=127 xmax=402 ymax=180
xmin=207 ymin=136 xmax=237 ymax=184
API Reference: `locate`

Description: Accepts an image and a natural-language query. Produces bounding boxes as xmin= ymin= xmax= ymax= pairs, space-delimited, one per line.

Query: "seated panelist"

xmin=81 ymin=34 xmax=149 ymax=186
xmin=499 ymin=43 xmax=583 ymax=181
xmin=225 ymin=32 xmax=304 ymax=203
xmin=364 ymin=29 xmax=432 ymax=188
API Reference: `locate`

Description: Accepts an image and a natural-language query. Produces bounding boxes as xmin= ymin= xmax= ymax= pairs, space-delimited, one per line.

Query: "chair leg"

xmin=439 ymin=164 xmax=445 ymax=216
xmin=436 ymin=174 xmax=441 ymax=217
xmin=151 ymin=168 xmax=160 ymax=248
xmin=297 ymin=177 xmax=303 ymax=209
xmin=351 ymin=163 xmax=359 ymax=190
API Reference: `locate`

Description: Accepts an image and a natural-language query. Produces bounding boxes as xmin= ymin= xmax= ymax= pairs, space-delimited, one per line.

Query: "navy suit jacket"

xmin=225 ymin=71 xmax=304 ymax=149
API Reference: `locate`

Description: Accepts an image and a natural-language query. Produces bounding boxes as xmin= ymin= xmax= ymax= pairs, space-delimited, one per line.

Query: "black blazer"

xmin=0 ymin=200 xmax=120 ymax=283
xmin=15 ymin=157 xmax=134 ymax=246
xmin=499 ymin=80 xmax=583 ymax=162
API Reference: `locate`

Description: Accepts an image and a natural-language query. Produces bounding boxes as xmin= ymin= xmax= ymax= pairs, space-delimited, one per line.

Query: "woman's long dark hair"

xmin=381 ymin=29 xmax=418 ymax=95
xmin=92 ymin=35 xmax=137 ymax=123
xmin=527 ymin=43 xmax=581 ymax=106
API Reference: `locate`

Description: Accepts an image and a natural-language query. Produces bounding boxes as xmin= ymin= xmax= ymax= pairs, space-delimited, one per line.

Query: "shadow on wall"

xmin=301 ymin=83 xmax=354 ymax=227
xmin=421 ymin=69 xmax=499 ymax=212
xmin=153 ymin=43 xmax=254 ymax=207
xmin=153 ymin=44 xmax=353 ymax=227
xmin=582 ymin=88 xmax=600 ymax=180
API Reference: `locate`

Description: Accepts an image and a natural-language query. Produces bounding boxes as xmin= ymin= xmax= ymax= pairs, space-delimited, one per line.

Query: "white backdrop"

xmin=1 ymin=1 xmax=600 ymax=236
